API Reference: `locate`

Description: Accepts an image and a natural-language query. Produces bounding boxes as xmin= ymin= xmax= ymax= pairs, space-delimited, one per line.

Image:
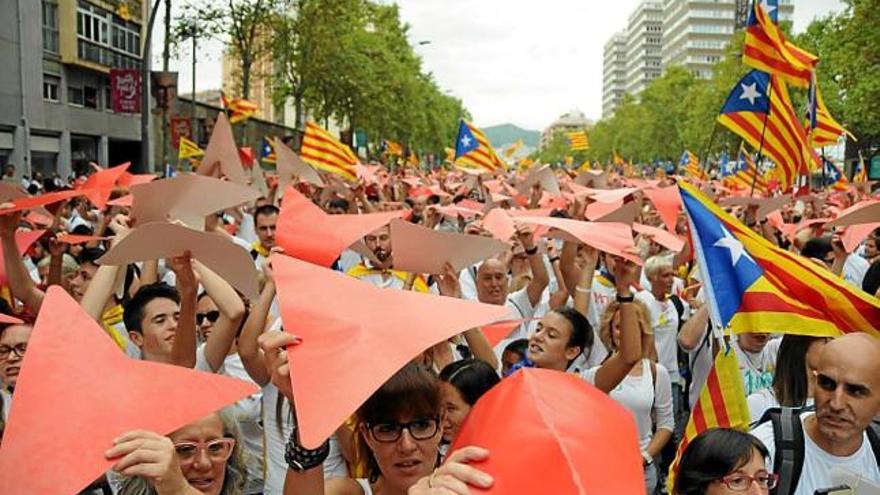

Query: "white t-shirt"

xmin=734 ymin=337 xmax=781 ymax=396
xmin=686 ymin=324 xmax=714 ymax=409
xmin=635 ymin=291 xmax=685 ymax=386
xmin=608 ymin=359 xmax=675 ymax=451
xmin=752 ymin=412 xmax=880 ymax=495
xmin=844 ymin=253 xmax=870 ymax=289
xmin=746 ymin=387 xmax=815 ymax=424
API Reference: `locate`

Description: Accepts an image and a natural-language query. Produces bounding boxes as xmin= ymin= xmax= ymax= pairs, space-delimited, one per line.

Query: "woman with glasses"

xmin=674 ymin=428 xmax=777 ymax=495
xmin=109 ymin=410 xmax=247 ymax=495
xmin=0 ymin=322 xmax=32 ymax=423
xmin=260 ymin=330 xmax=494 ymax=495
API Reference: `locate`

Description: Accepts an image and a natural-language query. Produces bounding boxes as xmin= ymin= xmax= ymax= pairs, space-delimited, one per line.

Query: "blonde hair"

xmin=643 ymin=254 xmax=673 ymax=279
xmin=599 ymin=299 xmax=658 ymax=362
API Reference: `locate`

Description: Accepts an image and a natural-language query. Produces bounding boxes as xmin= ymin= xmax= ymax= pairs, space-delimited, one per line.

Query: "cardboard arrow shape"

xmin=642 ymin=186 xmax=682 ymax=233
xmin=54 ymin=233 xmax=109 ymax=245
xmin=825 ymin=200 xmax=880 ymax=228
xmin=130 ymin=174 xmax=260 ymax=229
xmin=0 ymin=229 xmax=47 ymax=285
xmin=0 ymin=287 xmax=258 ymax=495
xmin=517 ymin=165 xmax=560 ymax=196
xmin=0 ymin=190 xmax=83 ymax=215
xmin=449 ymin=368 xmax=643 ymax=495
xmin=276 ymin=137 xmax=324 ymax=189
xmin=632 ymin=223 xmax=685 ymax=253
xmin=590 ymin=187 xmax=640 ymax=204
xmin=514 ymin=216 xmax=641 ymax=265
xmin=117 ymin=171 xmax=157 ymax=188
xmin=588 ymin=200 xmax=639 ymax=225
xmin=77 ymin=162 xmax=131 ymax=208
xmin=481 ymin=319 xmax=529 ymax=348
xmin=273 ymin=255 xmax=509 ymax=448
xmin=275 ymin=187 xmax=409 ymax=267
xmin=720 ymin=194 xmax=792 ymax=221
xmin=436 ymin=204 xmax=482 ymax=220
xmin=99 ymin=222 xmax=259 ymax=299
xmin=199 ymin=113 xmax=248 ymax=185
xmin=389 ymin=219 xmax=507 ymax=274
xmin=481 ymin=208 xmax=517 ymax=242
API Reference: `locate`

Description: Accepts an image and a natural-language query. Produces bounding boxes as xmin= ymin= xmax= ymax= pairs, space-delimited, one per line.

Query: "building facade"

xmin=662 ymin=0 xmax=793 ymax=79
xmin=1 ymin=0 xmax=147 ymax=179
xmin=624 ymin=2 xmax=664 ymax=96
xmin=602 ymin=32 xmax=627 ymax=119
xmin=540 ymin=110 xmax=593 ymax=150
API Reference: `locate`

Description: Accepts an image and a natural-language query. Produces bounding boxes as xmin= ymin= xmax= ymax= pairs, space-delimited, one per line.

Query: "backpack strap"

xmin=770 ymin=408 xmax=805 ymax=495
xmin=668 ymin=295 xmax=685 ymax=331
xmin=866 ymin=420 xmax=880 ymax=468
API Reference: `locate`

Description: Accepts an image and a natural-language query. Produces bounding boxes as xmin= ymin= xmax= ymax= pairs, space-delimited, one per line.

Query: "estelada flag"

xmin=680 ymin=180 xmax=880 ymax=336
xmin=667 ymin=347 xmax=750 ymax=492
xmin=178 ymin=136 xmax=204 ymax=159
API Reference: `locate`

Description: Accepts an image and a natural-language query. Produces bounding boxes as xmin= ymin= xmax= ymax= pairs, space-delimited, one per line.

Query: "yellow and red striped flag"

xmin=504 ymin=139 xmax=524 ymax=158
xmin=667 ymin=348 xmax=750 ymax=492
xmin=383 ymin=140 xmax=404 ymax=156
xmin=680 ymin=180 xmax=880 ymax=336
xmin=723 ymin=145 xmax=768 ymax=195
xmin=612 ymin=151 xmax=625 ymax=167
xmin=178 ymin=136 xmax=204 ymax=160
xmin=679 ymin=150 xmax=708 ymax=181
xmin=743 ymin=1 xmax=817 ymax=88
xmin=566 ymin=130 xmax=589 ymax=151
xmin=806 ymin=78 xmax=853 ymax=148
xmin=407 ymin=150 xmax=420 ymax=168
xmin=228 ymin=98 xmax=258 ymax=124
xmin=453 ymin=120 xmax=506 ymax=172
xmin=300 ymin=122 xmax=358 ymax=182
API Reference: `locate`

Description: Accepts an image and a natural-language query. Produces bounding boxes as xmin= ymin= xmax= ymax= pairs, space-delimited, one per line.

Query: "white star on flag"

xmin=714 ymin=226 xmax=754 ymax=266
xmin=759 ymin=0 xmax=777 ymax=16
xmin=725 ymin=161 xmax=737 ymax=174
xmin=740 ymin=82 xmax=762 ymax=106
xmin=460 ymin=135 xmax=472 ymax=148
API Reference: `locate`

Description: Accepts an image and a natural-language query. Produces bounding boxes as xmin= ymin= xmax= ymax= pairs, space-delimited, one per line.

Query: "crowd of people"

xmin=0 ymin=151 xmax=878 ymax=495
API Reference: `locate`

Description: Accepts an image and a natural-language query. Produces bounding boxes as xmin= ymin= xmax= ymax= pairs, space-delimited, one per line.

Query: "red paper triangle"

xmin=0 ymin=287 xmax=258 ymax=494
xmin=77 ymin=162 xmax=131 ymax=208
xmin=449 ymin=368 xmax=643 ymax=495
xmin=273 ymin=254 xmax=509 ymax=448
xmin=0 ymin=229 xmax=46 ymax=285
xmin=642 ymin=186 xmax=682 ymax=233
xmin=275 ymin=187 xmax=410 ymax=267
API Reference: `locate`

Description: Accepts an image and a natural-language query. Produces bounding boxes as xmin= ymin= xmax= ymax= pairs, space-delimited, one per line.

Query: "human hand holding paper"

xmin=410 ymin=446 xmax=494 ymax=494
xmin=258 ymin=330 xmax=302 ymax=403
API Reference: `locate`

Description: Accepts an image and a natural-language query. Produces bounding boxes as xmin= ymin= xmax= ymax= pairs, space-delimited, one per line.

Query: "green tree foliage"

xmin=588 ymin=4 xmax=879 ymax=164
xmin=269 ymin=0 xmax=468 ymax=156
xmin=533 ymin=131 xmax=588 ymax=165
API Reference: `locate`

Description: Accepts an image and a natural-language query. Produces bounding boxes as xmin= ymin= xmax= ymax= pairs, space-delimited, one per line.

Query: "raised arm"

xmin=166 ymin=253 xmax=198 ymax=368
xmin=436 ymin=262 xmax=498 ymax=370
xmin=678 ymin=305 xmax=709 ymax=351
xmin=194 ymin=260 xmax=246 ymax=372
xmin=592 ymin=260 xmax=641 ymax=393
xmin=572 ymin=246 xmax=599 ymax=319
xmin=0 ymin=209 xmax=45 ymax=311
xmin=517 ymin=225 xmax=548 ymax=307
xmin=238 ymin=257 xmax=277 ymax=386
xmin=80 ymin=215 xmax=131 ymax=320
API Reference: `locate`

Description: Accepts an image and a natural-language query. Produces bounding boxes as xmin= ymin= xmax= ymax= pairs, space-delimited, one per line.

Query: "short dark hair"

xmin=77 ymin=247 xmax=105 ymax=266
xmin=675 ymin=428 xmax=769 ymax=495
xmin=439 ymin=359 xmax=500 ymax=406
xmin=71 ymin=224 xmax=94 ymax=236
xmin=800 ymin=236 xmax=832 ymax=261
xmin=327 ymin=198 xmax=350 ymax=211
xmin=503 ymin=338 xmax=529 ymax=359
xmin=553 ymin=306 xmax=593 ymax=356
xmin=253 ymin=204 xmax=279 ymax=221
xmin=123 ymin=283 xmax=180 ymax=333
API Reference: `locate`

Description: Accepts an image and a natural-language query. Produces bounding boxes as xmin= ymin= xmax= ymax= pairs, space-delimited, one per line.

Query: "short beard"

xmin=373 ymin=249 xmax=391 ymax=262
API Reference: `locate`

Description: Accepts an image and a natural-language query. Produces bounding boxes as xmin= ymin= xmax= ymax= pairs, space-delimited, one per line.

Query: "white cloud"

xmin=154 ymin=0 xmax=844 ymax=132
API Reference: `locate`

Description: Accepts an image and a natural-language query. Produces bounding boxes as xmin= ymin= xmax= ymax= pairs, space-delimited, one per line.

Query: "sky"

xmin=154 ymin=0 xmax=844 ymax=131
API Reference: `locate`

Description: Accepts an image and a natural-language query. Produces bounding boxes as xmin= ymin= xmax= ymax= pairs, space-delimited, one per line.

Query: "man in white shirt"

xmin=751 ymin=333 xmax=880 ymax=495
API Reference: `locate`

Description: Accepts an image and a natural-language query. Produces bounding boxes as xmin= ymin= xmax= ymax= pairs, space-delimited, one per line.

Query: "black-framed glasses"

xmin=717 ymin=472 xmax=779 ymax=491
xmin=196 ymin=310 xmax=221 ymax=326
xmin=367 ymin=417 xmax=440 ymax=443
xmin=0 ymin=343 xmax=27 ymax=360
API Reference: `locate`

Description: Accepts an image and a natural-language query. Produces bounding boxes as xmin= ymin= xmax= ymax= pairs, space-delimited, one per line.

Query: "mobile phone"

xmin=815 ymin=485 xmax=854 ymax=495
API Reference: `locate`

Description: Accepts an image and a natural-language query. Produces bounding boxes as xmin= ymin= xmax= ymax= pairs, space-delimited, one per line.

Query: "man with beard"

xmin=347 ymin=225 xmax=430 ymax=292
xmin=751 ymin=333 xmax=880 ymax=495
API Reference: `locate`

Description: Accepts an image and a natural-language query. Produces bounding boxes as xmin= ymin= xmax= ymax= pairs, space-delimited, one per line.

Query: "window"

xmin=69 ymin=86 xmax=84 ymax=106
xmin=104 ymin=85 xmax=112 ymax=112
xmin=83 ymin=86 xmax=98 ymax=109
xmin=43 ymin=74 xmax=60 ymax=102
xmin=42 ymin=0 xmax=59 ymax=53
xmin=77 ymin=3 xmax=110 ymax=45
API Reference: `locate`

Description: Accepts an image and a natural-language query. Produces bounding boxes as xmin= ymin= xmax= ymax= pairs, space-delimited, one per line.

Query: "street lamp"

xmin=140 ymin=0 xmax=164 ymax=173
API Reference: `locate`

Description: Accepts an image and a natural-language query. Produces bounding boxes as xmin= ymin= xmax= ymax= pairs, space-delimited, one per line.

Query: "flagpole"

xmin=750 ymin=81 xmax=774 ymax=197
xmin=820 ymin=146 xmax=827 ymax=190
xmin=699 ymin=124 xmax=718 ymax=176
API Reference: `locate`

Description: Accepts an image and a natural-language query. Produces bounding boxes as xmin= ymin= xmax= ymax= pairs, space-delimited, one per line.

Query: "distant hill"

xmin=483 ymin=123 xmax=540 ymax=148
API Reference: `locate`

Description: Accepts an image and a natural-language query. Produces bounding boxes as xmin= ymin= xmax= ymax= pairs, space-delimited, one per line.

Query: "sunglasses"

xmin=196 ymin=310 xmax=221 ymax=326
xmin=173 ymin=438 xmax=236 ymax=464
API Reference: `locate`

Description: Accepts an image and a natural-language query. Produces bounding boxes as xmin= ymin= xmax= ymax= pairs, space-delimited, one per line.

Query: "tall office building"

xmin=1 ymin=0 xmax=147 ymax=177
xmin=624 ymin=2 xmax=664 ymax=96
xmin=662 ymin=0 xmax=793 ymax=79
xmin=602 ymin=32 xmax=627 ymax=119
